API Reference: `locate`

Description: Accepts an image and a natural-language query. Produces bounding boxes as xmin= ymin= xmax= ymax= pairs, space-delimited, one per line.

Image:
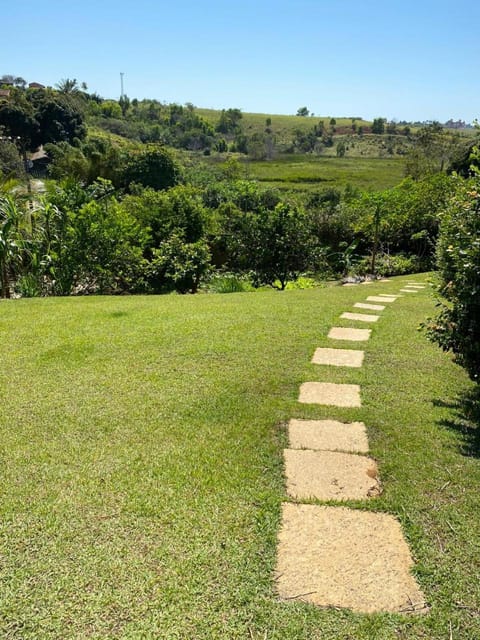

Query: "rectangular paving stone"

xmin=311 ymin=347 xmax=364 ymax=367
xmin=328 ymin=327 xmax=371 ymax=341
xmin=367 ymin=296 xmax=396 ymax=303
xmin=400 ymin=288 xmax=419 ymax=293
xmin=299 ymin=382 xmax=361 ymax=407
xmin=284 ymin=449 xmax=380 ymax=500
xmin=341 ymin=312 xmax=379 ymax=323
xmin=276 ymin=504 xmax=427 ymax=614
xmin=288 ymin=418 xmax=369 ymax=453
xmin=354 ymin=302 xmax=385 ymax=311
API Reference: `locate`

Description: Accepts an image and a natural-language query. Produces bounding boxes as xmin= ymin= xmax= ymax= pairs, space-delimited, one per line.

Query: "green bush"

xmin=206 ymin=272 xmax=254 ymax=294
xmin=356 ymin=252 xmax=423 ymax=277
xmin=425 ymin=155 xmax=480 ymax=381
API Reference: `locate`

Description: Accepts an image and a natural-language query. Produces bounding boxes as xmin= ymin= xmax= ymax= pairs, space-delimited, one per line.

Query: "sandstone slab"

xmin=341 ymin=312 xmax=379 ymax=323
xmin=354 ymin=302 xmax=385 ymax=311
xmin=328 ymin=327 xmax=371 ymax=341
xmin=299 ymin=382 xmax=361 ymax=407
xmin=311 ymin=347 xmax=364 ymax=367
xmin=288 ymin=418 xmax=369 ymax=453
xmin=284 ymin=449 xmax=380 ymax=500
xmin=276 ymin=503 xmax=427 ymax=614
xmin=366 ymin=296 xmax=396 ymax=303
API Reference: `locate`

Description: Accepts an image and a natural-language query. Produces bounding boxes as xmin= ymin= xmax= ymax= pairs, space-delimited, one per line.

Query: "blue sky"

xmin=2 ymin=0 xmax=478 ymax=122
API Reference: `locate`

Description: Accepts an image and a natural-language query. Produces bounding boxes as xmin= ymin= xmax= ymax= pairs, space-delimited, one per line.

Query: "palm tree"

xmin=56 ymin=78 xmax=80 ymax=95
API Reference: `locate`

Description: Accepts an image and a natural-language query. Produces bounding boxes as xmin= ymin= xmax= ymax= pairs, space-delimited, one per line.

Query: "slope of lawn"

xmin=1 ymin=278 xmax=479 ymax=639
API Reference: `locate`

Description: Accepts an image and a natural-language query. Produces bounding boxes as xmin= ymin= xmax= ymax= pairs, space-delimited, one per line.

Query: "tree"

xmin=296 ymin=107 xmax=309 ymax=117
xmin=147 ymin=233 xmax=211 ymax=293
xmin=222 ymin=200 xmax=315 ymax=289
xmin=30 ymin=90 xmax=87 ymax=145
xmin=119 ymin=145 xmax=181 ymax=191
xmin=371 ymin=118 xmax=386 ymax=134
xmin=0 ymin=139 xmax=24 ymax=179
xmin=0 ymin=99 xmax=41 ymax=151
xmin=216 ymin=108 xmax=243 ymax=134
xmin=336 ymin=140 xmax=346 ymax=157
xmin=405 ymin=122 xmax=456 ymax=179
xmin=56 ymin=78 xmax=82 ymax=95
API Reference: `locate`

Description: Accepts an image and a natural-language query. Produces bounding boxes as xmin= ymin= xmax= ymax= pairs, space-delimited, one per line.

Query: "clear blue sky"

xmin=2 ymin=0 xmax=478 ymax=122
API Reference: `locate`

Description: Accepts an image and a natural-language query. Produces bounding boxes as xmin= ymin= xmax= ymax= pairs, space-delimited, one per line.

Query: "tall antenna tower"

xmin=120 ymin=72 xmax=124 ymax=99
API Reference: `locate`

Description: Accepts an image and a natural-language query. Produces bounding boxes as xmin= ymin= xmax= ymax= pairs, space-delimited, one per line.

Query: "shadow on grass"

xmin=433 ymin=387 xmax=480 ymax=458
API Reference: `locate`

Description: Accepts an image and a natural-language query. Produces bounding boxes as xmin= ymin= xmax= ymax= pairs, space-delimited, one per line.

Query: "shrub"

xmin=425 ymin=155 xmax=480 ymax=381
xmin=356 ymin=252 xmax=423 ymax=277
xmin=206 ymin=272 xmax=254 ymax=294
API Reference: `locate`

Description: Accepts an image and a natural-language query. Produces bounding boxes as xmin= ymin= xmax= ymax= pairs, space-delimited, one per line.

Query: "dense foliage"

xmin=1 ymin=74 xmax=478 ymax=301
xmin=425 ymin=149 xmax=480 ymax=381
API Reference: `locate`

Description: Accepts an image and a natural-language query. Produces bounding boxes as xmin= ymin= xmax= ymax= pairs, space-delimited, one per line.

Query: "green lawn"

xmin=1 ymin=279 xmax=479 ymax=639
xmin=240 ymin=155 xmax=406 ymax=191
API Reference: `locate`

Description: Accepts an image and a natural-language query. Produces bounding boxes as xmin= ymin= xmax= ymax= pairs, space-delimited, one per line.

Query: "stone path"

xmin=276 ymin=279 xmax=427 ymax=614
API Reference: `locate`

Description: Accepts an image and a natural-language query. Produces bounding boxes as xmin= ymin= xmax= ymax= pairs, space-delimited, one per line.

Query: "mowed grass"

xmin=1 ymin=279 xmax=479 ymax=639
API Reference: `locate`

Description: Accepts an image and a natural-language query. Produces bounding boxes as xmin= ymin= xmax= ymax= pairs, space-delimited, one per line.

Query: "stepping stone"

xmin=276 ymin=504 xmax=427 ymax=614
xmin=360 ymin=281 xmax=373 ymax=285
xmin=375 ymin=294 xmax=399 ymax=299
xmin=311 ymin=347 xmax=364 ymax=368
xmin=354 ymin=302 xmax=385 ymax=311
xmin=341 ymin=312 xmax=379 ymax=323
xmin=400 ymin=288 xmax=419 ymax=293
xmin=299 ymin=382 xmax=361 ymax=407
xmin=328 ymin=327 xmax=371 ymax=341
xmin=288 ymin=418 xmax=369 ymax=453
xmin=406 ymin=284 xmax=426 ymax=288
xmin=367 ymin=296 xmax=396 ymax=303
xmin=284 ymin=449 xmax=380 ymax=500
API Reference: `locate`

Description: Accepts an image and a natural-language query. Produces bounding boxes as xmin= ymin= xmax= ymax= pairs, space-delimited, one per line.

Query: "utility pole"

xmin=120 ymin=72 xmax=124 ymax=99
